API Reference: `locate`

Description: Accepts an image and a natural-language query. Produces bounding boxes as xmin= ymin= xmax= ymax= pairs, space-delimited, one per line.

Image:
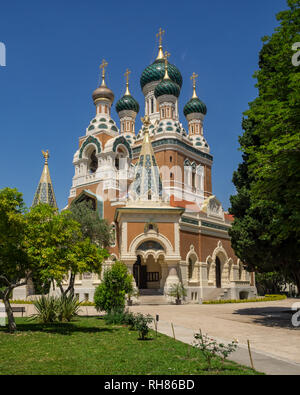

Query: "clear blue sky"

xmin=0 ymin=0 xmax=288 ymax=210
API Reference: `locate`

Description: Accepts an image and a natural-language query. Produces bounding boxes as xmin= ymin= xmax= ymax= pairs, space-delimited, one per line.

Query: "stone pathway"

xmin=153 ymin=319 xmax=300 ymax=375
xmin=129 ymin=298 xmax=300 ymax=375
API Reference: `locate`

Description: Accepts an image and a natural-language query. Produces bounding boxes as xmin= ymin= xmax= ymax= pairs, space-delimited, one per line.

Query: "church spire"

xmin=129 ymin=116 xmax=162 ymax=202
xmin=32 ymin=150 xmax=57 ymax=208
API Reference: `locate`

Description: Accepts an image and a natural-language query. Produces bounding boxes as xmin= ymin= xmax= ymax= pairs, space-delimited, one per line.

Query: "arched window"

xmin=88 ymin=149 xmax=98 ymax=173
xmin=192 ymin=171 xmax=196 ymax=188
xmin=239 ymin=263 xmax=243 ymax=280
xmin=137 ymin=241 xmax=164 ymax=251
xmin=110 ymin=223 xmax=116 ymax=247
xmin=151 ymin=98 xmax=154 ymax=114
xmin=216 ymin=257 xmax=221 ymax=288
xmin=188 ymin=258 xmax=194 ymax=280
xmin=115 ymin=147 xmax=127 ymax=170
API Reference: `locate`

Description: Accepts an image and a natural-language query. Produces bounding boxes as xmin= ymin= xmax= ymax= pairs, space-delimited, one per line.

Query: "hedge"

xmin=202 ymin=294 xmax=287 ymax=304
xmin=9 ymin=294 xmax=287 ymax=306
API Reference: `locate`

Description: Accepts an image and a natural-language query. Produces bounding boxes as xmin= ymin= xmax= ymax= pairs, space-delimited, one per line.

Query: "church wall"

xmin=180 ymin=230 xmax=200 ymax=260
xmin=200 ymin=234 xmax=237 ymax=263
xmin=94 ymin=133 xmax=115 ymax=150
xmin=204 ymin=166 xmax=212 ymax=196
xmin=126 ymin=222 xmax=175 ymax=250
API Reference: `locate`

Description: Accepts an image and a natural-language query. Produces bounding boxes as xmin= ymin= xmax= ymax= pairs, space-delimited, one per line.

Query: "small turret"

xmin=116 ymin=69 xmax=139 ymax=135
xmin=92 ymin=59 xmax=115 ymax=117
xmin=183 ymin=72 xmax=207 ymax=136
xmin=154 ymin=51 xmax=181 ymax=121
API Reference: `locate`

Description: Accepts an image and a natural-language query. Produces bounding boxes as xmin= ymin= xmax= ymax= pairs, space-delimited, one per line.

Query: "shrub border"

xmin=202 ymin=294 xmax=287 ymax=304
xmin=10 ymin=294 xmax=287 ymax=306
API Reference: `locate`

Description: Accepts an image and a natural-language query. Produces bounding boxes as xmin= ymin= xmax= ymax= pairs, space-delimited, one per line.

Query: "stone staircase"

xmin=206 ymin=288 xmax=230 ymax=301
xmin=138 ymin=289 xmax=168 ymax=305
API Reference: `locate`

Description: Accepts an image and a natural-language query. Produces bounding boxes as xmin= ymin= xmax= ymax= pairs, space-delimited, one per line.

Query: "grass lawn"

xmin=0 ymin=317 xmax=260 ymax=375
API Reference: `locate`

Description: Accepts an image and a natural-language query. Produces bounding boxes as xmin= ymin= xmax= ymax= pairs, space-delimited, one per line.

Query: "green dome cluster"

xmin=116 ymin=94 xmax=140 ymax=114
xmin=183 ymin=97 xmax=207 ymax=117
xmin=140 ymin=59 xmax=183 ymax=90
xmin=154 ymin=78 xmax=180 ymax=98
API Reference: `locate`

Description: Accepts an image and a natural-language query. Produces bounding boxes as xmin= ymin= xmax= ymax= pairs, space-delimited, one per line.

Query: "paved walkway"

xmin=129 ymin=299 xmax=300 ymax=375
xmin=10 ymin=298 xmax=300 ymax=375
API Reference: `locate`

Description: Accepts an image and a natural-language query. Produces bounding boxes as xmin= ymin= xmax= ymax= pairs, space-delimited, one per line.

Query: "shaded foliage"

xmin=229 ymin=0 xmax=300 ymax=290
xmin=94 ymin=261 xmax=133 ymax=313
xmin=69 ymin=200 xmax=112 ymax=248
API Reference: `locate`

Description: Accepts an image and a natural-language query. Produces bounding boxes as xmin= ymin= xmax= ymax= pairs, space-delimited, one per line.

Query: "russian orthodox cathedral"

xmin=16 ymin=29 xmax=256 ymax=303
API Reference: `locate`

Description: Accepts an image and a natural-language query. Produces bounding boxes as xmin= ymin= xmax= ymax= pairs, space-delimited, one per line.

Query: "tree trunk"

xmin=293 ymin=271 xmax=300 ymax=297
xmin=59 ymin=273 xmax=75 ymax=298
xmin=3 ymin=292 xmax=17 ymax=333
xmin=69 ymin=273 xmax=75 ymax=298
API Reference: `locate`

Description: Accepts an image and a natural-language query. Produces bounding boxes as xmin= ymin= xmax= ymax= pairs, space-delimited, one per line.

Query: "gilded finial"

xmin=141 ymin=115 xmax=151 ymax=131
xmin=191 ymin=72 xmax=198 ymax=99
xmin=124 ymin=68 xmax=131 ymax=96
xmin=156 ymin=27 xmax=165 ymax=60
xmin=99 ymin=59 xmax=108 ymax=86
xmin=163 ymin=51 xmax=170 ymax=80
xmin=42 ymin=150 xmax=49 ymax=165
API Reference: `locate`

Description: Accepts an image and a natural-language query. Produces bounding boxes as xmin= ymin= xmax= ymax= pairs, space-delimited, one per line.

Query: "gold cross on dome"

xmin=191 ymin=72 xmax=198 ymax=87
xmin=164 ymin=50 xmax=170 ymax=62
xmin=100 ymin=59 xmax=108 ymax=78
xmin=124 ymin=68 xmax=131 ymax=84
xmin=163 ymin=51 xmax=171 ymax=79
xmin=156 ymin=27 xmax=165 ymax=46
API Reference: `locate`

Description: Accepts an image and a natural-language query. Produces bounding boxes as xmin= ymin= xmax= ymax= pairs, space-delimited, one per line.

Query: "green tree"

xmin=255 ymin=272 xmax=291 ymax=296
xmin=25 ymin=204 xmax=108 ymax=297
xmin=69 ymin=200 xmax=112 ymax=248
xmin=0 ymin=188 xmax=28 ymax=332
xmin=94 ymin=261 xmax=133 ymax=313
xmin=229 ymin=0 xmax=300 ymax=291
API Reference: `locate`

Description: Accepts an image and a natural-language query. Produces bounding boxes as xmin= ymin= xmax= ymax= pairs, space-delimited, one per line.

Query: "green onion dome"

xmin=116 ymin=94 xmax=140 ymax=114
xmin=183 ymin=97 xmax=207 ymax=117
xmin=140 ymin=59 xmax=183 ymax=90
xmin=154 ymin=78 xmax=181 ymax=99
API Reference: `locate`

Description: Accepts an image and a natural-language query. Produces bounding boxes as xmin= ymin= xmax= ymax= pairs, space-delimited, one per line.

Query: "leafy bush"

xmin=57 ymin=295 xmax=82 ymax=322
xmin=123 ymin=311 xmax=136 ymax=330
xmin=167 ymin=283 xmax=187 ymax=300
xmin=193 ymin=331 xmax=238 ymax=370
xmin=104 ymin=309 xmax=130 ymax=325
xmin=30 ymin=296 xmax=58 ymax=323
xmin=203 ymin=294 xmax=287 ymax=304
xmin=133 ymin=313 xmax=153 ymax=340
xmin=94 ymin=261 xmax=133 ymax=313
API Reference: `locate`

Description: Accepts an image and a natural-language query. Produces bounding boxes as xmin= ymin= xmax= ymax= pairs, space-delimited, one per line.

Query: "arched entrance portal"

xmin=133 ymin=255 xmax=162 ymax=290
xmin=133 ymin=256 xmax=147 ymax=289
xmin=133 ymin=240 xmax=165 ymax=290
xmin=216 ymin=257 xmax=221 ymax=288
